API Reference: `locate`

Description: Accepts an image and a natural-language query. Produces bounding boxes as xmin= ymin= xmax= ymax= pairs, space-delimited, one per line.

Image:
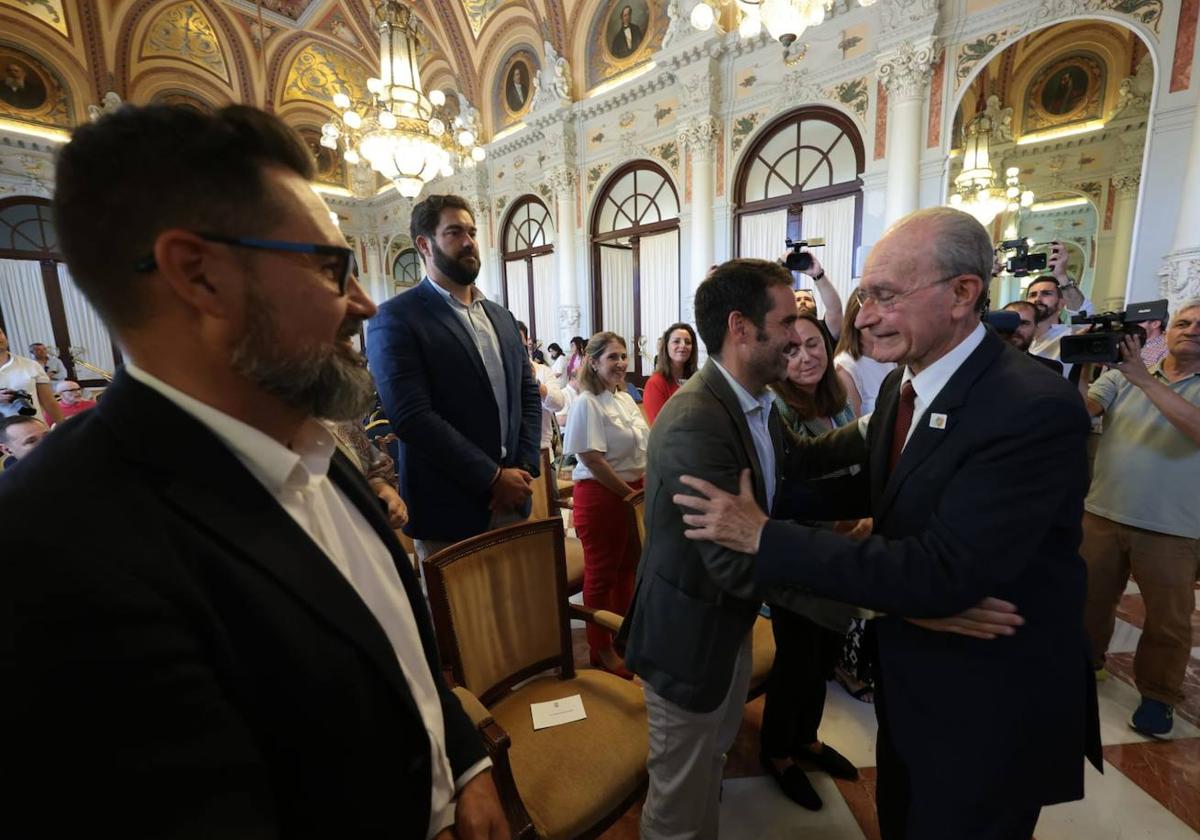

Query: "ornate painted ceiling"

xmin=0 ymin=0 xmax=626 ymax=188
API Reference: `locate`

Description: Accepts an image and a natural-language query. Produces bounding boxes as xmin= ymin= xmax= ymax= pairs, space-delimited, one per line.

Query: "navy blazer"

xmin=4 ymin=371 xmax=486 ymax=837
xmin=757 ymin=331 xmax=1103 ymax=830
xmin=367 ymin=278 xmax=541 ymax=542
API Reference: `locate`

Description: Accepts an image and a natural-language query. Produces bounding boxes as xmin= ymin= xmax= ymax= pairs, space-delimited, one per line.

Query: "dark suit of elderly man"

xmin=676 ymin=208 xmax=1102 ymax=840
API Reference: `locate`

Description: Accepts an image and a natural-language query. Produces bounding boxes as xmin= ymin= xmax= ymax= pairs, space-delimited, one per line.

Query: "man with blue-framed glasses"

xmin=7 ymin=104 xmax=506 ymax=839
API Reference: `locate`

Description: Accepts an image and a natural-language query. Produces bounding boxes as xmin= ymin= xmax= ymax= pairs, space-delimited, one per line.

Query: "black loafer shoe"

xmin=762 ymin=756 xmax=823 ymax=810
xmin=798 ymin=743 xmax=859 ymax=781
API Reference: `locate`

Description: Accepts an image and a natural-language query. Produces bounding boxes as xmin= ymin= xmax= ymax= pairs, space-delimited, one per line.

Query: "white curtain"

xmin=599 ymin=245 xmax=634 ymax=346
xmin=57 ymin=263 xmax=117 ymax=376
xmin=799 ymin=195 xmax=858 ymax=319
xmin=0 ymin=259 xmax=54 ymax=358
xmin=530 ymin=253 xmax=558 ymax=347
xmin=504 ymin=259 xmax=531 ymax=328
xmin=638 ymin=230 xmax=680 ymax=370
xmin=738 ymin=209 xmax=788 ymax=261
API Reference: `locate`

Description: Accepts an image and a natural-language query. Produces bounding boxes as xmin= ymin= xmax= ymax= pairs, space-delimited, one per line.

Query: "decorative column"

xmin=546 ymin=165 xmax=580 ymax=344
xmin=876 ymin=38 xmax=937 ymax=227
xmin=1159 ymin=104 xmax=1200 ymax=311
xmin=466 ymin=171 xmax=498 ymax=301
xmin=1101 ymin=173 xmax=1140 ymax=309
xmin=678 ymin=116 xmax=720 ymax=306
xmin=362 ymin=235 xmax=389 ymax=305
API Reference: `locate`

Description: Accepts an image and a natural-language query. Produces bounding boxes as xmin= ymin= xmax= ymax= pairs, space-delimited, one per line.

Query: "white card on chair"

xmin=530 ymin=694 xmax=587 ymax=730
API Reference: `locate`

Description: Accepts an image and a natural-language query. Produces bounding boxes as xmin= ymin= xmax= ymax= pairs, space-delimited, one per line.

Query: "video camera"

xmin=997 ymin=239 xmax=1048 ymax=277
xmin=1060 ymin=299 xmax=1169 ymax=364
xmin=784 ymin=237 xmax=825 ymax=273
xmin=1 ymin=389 xmax=37 ymax=417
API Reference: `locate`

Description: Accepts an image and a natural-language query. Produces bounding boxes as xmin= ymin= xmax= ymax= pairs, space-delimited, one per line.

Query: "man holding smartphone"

xmin=1025 ymin=240 xmax=1094 ymax=381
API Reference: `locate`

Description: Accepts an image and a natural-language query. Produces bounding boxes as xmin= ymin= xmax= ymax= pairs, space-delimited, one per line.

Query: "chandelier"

xmin=948 ymin=113 xmax=1033 ymax=226
xmin=320 ymin=0 xmax=485 ymax=198
xmin=689 ymin=0 xmax=877 ymax=43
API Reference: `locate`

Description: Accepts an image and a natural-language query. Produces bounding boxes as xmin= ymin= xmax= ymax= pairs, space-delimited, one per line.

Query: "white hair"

xmin=885 ymin=207 xmax=994 ymax=312
xmin=1173 ymin=298 xmax=1200 ymax=320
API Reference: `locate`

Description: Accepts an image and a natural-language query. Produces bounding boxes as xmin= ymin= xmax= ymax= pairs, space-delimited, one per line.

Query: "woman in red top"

xmin=641 ymin=321 xmax=697 ymax=425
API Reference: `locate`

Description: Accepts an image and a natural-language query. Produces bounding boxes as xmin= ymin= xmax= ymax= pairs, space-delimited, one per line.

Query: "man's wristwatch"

xmin=812 ymin=270 xmax=825 ymax=281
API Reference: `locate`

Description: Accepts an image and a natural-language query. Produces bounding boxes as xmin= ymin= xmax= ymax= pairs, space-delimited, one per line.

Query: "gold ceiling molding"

xmin=0 ymin=0 xmax=68 ymax=37
xmin=140 ymin=1 xmax=231 ymax=84
xmin=281 ymin=41 xmax=371 ymax=109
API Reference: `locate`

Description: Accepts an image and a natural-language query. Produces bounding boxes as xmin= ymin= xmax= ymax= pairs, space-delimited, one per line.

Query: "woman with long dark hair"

xmin=642 ymin=322 xmax=698 ymax=425
xmin=759 ymin=312 xmax=866 ymax=810
xmin=565 ymin=335 xmax=586 ymax=385
xmin=562 ymin=331 xmax=649 ymax=678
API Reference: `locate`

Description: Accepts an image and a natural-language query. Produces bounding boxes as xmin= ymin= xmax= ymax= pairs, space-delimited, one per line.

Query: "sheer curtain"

xmin=0 ymin=259 xmax=54 ymax=356
xmin=599 ymin=245 xmax=634 ymax=345
xmin=738 ymin=209 xmax=788 ymax=261
xmin=504 ymin=259 xmax=531 ymax=327
xmin=57 ymin=263 xmax=117 ymax=375
xmin=530 ymin=253 xmax=558 ymax=346
xmin=638 ymin=230 xmax=680 ymax=369
xmin=800 ymin=195 xmax=858 ymax=309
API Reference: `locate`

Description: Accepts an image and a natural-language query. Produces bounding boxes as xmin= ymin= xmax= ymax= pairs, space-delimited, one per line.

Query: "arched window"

xmin=501 ymin=195 xmax=556 ymax=343
xmin=0 ymin=196 xmax=119 ymax=385
xmin=590 ymin=162 xmax=680 ymax=381
xmin=392 ymin=247 xmax=422 ymax=293
xmin=734 ymin=107 xmax=864 ymax=308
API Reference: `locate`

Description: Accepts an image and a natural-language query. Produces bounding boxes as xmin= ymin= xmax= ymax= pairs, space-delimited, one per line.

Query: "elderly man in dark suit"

xmin=367 ymin=194 xmax=541 ymax=561
xmin=6 ymin=104 xmax=506 ymax=839
xmin=677 ymin=207 xmax=1102 ymax=840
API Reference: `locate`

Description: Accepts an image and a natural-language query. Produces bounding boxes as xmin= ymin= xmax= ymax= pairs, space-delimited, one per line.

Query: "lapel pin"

xmin=929 ymin=413 xmax=948 ymax=430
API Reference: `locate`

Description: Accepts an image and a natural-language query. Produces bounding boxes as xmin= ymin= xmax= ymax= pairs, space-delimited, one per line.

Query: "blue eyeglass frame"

xmin=134 ymin=232 xmax=358 ymax=295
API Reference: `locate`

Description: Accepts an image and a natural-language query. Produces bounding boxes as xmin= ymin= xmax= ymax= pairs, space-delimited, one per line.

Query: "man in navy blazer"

xmin=7 ymin=105 xmax=505 ymax=838
xmin=677 ymin=208 xmax=1102 ymax=840
xmin=368 ymin=194 xmax=541 ymax=557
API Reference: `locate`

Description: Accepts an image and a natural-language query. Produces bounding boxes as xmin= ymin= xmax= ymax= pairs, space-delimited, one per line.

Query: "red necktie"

xmin=888 ymin=380 xmax=916 ymax=472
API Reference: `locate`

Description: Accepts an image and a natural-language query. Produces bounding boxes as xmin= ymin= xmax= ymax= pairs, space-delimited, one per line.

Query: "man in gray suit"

xmin=619 ymin=259 xmax=866 ymax=839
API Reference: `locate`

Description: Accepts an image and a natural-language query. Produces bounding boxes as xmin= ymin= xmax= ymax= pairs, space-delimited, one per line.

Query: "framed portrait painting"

xmin=494 ymin=49 xmax=538 ymax=127
xmin=0 ymin=47 xmax=71 ymax=128
xmin=1025 ymin=54 xmax=1105 ymax=133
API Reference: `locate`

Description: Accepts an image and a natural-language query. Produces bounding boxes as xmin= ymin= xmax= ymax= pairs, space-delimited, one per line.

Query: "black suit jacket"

xmin=620 ymin=361 xmax=867 ymax=712
xmin=367 ymin=279 xmax=541 ymax=542
xmin=610 ymin=22 xmax=644 ymax=58
xmin=4 ymin=372 xmax=486 ymax=837
xmin=757 ymin=332 xmax=1102 ymax=821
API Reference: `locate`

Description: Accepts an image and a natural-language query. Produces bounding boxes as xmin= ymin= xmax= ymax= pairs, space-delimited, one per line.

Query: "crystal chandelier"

xmin=320 ymin=0 xmax=485 ymax=198
xmin=948 ymin=114 xmax=1033 ymax=226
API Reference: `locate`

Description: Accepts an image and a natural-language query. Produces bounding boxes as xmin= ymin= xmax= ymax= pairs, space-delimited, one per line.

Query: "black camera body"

xmin=999 ymin=238 xmax=1048 ymax=277
xmin=3 ymin=389 xmax=37 ymax=417
xmin=1060 ymin=299 xmax=1169 ymax=364
xmin=784 ymin=237 xmax=824 ymax=273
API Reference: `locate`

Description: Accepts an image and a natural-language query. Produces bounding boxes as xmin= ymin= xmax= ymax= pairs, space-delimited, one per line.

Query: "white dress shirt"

xmin=533 ymin=360 xmax=565 ymax=450
xmin=125 ymin=363 xmax=489 ymax=840
xmin=712 ymin=360 xmax=777 ymax=512
xmin=1029 ymin=293 xmax=1093 ymax=381
xmin=564 ymin=388 xmax=648 ymax=481
xmin=896 ymin=321 xmax=986 ymax=450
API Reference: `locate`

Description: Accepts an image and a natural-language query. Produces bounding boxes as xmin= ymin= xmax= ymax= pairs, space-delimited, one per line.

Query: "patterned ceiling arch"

xmin=0 ymin=0 xmax=71 ymax=38
xmin=115 ymin=0 xmax=253 ymax=104
xmin=139 ymin=2 xmax=232 ymax=85
xmin=127 ymin=65 xmax=235 ymax=107
xmin=473 ymin=1 xmax=544 ymax=51
xmin=274 ymin=35 xmax=375 ymax=112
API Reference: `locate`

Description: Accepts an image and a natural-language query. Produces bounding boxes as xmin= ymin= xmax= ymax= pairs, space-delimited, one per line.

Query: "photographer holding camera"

xmin=781 ymin=241 xmax=846 ymax=341
xmin=1078 ymin=300 xmax=1200 ymax=737
xmin=1026 ymin=241 xmax=1092 ymax=380
xmin=0 ymin=328 xmax=65 ymax=425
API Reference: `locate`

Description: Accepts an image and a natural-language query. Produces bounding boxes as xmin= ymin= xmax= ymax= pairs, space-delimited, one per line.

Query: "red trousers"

xmin=573 ymin=477 xmax=643 ymax=655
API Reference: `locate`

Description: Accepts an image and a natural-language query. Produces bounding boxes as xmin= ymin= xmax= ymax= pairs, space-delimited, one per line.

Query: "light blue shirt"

xmin=712 ymin=359 xmax=777 ymax=512
xmin=423 ymin=276 xmax=508 ymax=458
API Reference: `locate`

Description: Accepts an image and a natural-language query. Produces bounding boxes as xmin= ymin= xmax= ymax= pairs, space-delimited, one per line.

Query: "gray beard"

xmin=231 ymin=285 xmax=376 ymax=422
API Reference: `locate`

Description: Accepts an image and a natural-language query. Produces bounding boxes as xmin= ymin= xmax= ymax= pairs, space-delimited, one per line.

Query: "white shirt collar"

xmin=423 ymin=275 xmax=487 ymax=308
xmin=125 ymin=362 xmax=337 ymax=495
xmin=901 ymin=321 xmax=986 ymax=408
xmin=712 ymin=359 xmax=775 ymax=417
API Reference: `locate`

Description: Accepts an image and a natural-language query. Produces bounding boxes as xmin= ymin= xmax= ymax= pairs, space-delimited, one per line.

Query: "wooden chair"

xmin=423 ymin=518 xmax=647 ymax=840
xmin=620 ymin=488 xmax=775 ymax=700
xmin=535 ymin=448 xmax=583 ymax=596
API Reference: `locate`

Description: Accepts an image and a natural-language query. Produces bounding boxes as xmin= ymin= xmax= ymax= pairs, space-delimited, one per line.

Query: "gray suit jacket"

xmin=619 ymin=359 xmax=867 ymax=713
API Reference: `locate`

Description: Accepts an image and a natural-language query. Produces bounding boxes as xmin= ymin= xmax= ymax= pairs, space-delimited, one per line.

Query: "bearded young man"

xmin=6 ymin=105 xmax=507 ymax=839
xmin=367 ymin=194 xmax=541 ymax=561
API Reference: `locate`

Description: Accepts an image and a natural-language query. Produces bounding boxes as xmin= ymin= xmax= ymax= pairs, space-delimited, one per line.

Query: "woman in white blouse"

xmin=563 ymin=331 xmax=649 ymax=679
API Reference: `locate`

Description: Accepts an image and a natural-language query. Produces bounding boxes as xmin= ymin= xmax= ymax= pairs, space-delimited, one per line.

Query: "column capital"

xmin=558 ymin=304 xmax=582 ymax=332
xmin=677 ymin=116 xmax=720 ymax=160
xmin=545 ymin=165 xmax=577 ymax=199
xmin=876 ymin=37 xmax=938 ymax=103
xmin=1159 ymin=248 xmax=1200 ymax=313
xmin=1112 ymin=171 xmax=1141 ymax=199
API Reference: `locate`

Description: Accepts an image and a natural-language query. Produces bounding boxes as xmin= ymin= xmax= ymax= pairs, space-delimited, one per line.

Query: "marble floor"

xmin=582 ymin=581 xmax=1200 ymax=839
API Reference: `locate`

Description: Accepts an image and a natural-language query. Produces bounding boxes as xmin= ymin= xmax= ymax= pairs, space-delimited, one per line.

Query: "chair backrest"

xmin=529 ymin=447 xmax=553 ymax=520
xmin=624 ymin=489 xmax=646 ymax=559
xmin=423 ymin=518 xmax=574 ymax=706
